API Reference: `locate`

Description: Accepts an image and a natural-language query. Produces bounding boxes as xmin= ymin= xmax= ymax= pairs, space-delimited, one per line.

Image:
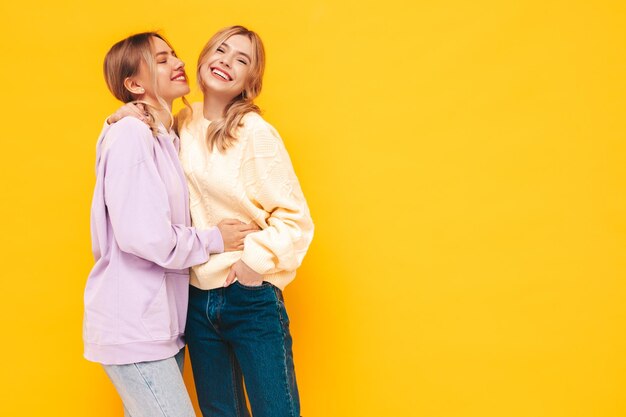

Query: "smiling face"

xmin=133 ymin=36 xmax=189 ymax=106
xmin=106 ymin=33 xmax=185 ymax=106
xmin=151 ymin=36 xmax=190 ymax=103
xmin=198 ymin=34 xmax=254 ymax=101
xmin=123 ymin=36 xmax=190 ymax=108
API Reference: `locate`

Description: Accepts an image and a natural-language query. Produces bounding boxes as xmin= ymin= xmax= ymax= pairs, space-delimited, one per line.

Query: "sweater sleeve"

xmin=102 ymin=118 xmax=223 ymax=269
xmin=240 ymin=121 xmax=314 ymax=275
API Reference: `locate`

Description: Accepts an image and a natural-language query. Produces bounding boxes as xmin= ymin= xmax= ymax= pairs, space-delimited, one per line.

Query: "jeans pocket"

xmin=234 ymin=280 xmax=273 ymax=291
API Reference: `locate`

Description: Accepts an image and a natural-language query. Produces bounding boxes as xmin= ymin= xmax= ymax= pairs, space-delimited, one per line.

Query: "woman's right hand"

xmin=106 ymin=102 xmax=150 ymax=125
xmin=217 ymin=219 xmax=260 ymax=252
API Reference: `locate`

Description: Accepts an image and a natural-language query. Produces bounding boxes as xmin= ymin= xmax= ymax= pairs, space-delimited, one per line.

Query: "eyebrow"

xmin=220 ymin=42 xmax=251 ymax=62
xmin=155 ymin=51 xmax=173 ymax=57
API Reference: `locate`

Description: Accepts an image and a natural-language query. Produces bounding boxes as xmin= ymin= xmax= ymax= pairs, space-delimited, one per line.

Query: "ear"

xmin=123 ymin=77 xmax=145 ymax=96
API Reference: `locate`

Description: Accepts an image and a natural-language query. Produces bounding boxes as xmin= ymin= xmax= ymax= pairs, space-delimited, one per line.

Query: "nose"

xmin=173 ymin=57 xmax=185 ymax=70
xmin=219 ymin=54 xmax=232 ymax=68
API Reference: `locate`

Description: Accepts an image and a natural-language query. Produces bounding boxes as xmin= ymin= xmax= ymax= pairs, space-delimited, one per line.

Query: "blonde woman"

xmin=181 ymin=26 xmax=314 ymax=417
xmin=110 ymin=26 xmax=314 ymax=417
xmin=84 ymin=32 xmax=256 ymax=417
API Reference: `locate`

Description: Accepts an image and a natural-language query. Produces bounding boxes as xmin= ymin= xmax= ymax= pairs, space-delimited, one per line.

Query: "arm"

xmin=228 ymin=122 xmax=314 ymax=285
xmin=106 ymin=102 xmax=150 ymax=125
xmin=102 ymin=118 xmax=223 ymax=269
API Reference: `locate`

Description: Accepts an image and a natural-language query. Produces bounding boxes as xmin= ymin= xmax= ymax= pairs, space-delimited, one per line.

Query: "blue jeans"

xmin=103 ymin=349 xmax=195 ymax=417
xmin=186 ymin=282 xmax=300 ymax=417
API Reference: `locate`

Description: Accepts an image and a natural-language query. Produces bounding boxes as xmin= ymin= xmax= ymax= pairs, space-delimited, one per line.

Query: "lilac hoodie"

xmin=83 ymin=117 xmax=223 ymax=365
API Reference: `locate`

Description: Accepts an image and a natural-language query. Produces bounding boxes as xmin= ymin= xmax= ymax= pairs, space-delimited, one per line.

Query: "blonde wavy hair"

xmin=103 ymin=32 xmax=179 ymax=135
xmin=197 ymin=25 xmax=266 ymax=152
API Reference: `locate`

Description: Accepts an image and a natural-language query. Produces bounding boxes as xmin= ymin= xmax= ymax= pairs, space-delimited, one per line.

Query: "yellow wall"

xmin=1 ymin=0 xmax=625 ymax=416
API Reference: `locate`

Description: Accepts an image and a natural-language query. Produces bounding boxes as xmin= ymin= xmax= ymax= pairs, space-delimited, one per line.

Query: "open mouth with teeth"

xmin=171 ymin=73 xmax=187 ymax=82
xmin=210 ymin=67 xmax=232 ymax=81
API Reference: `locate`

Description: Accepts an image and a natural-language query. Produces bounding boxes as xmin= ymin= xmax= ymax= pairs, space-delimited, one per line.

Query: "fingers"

xmin=220 ymin=218 xmax=245 ymax=226
xmin=218 ymin=219 xmax=258 ymax=229
xmin=130 ymin=105 xmax=148 ymax=122
xmin=224 ymin=268 xmax=237 ymax=287
xmin=240 ymin=222 xmax=261 ymax=231
xmin=216 ymin=220 xmax=259 ymax=252
xmin=134 ymin=103 xmax=147 ymax=113
xmin=236 ymin=232 xmax=253 ymax=245
xmin=236 ymin=230 xmax=253 ymax=241
xmin=234 ymin=224 xmax=259 ymax=236
xmin=110 ymin=103 xmax=147 ymax=124
xmin=132 ymin=107 xmax=146 ymax=118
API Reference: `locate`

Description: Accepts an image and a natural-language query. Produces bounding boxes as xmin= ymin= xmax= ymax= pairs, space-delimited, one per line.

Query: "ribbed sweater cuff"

xmin=240 ymin=250 xmax=272 ymax=275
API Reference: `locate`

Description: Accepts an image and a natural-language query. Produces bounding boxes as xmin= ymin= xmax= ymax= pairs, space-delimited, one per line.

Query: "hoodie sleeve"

xmin=101 ymin=118 xmax=223 ymax=269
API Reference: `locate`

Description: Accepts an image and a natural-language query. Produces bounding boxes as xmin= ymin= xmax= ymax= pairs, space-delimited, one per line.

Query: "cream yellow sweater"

xmin=177 ymin=103 xmax=314 ymax=290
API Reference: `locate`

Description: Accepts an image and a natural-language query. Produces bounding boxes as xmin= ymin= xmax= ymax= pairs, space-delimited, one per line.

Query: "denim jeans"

xmin=103 ymin=348 xmax=195 ymax=417
xmin=186 ymin=282 xmax=300 ymax=417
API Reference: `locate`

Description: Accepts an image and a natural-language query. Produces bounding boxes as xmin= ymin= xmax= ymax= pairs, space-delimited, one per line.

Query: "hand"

xmin=217 ymin=219 xmax=260 ymax=252
xmin=106 ymin=102 xmax=150 ymax=125
xmin=224 ymin=260 xmax=263 ymax=287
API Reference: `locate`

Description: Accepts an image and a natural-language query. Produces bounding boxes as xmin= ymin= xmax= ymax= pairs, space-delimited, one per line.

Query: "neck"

xmin=202 ymin=93 xmax=231 ymax=121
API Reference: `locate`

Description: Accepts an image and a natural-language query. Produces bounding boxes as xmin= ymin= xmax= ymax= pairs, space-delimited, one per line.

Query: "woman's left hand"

xmin=224 ymin=260 xmax=263 ymax=287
